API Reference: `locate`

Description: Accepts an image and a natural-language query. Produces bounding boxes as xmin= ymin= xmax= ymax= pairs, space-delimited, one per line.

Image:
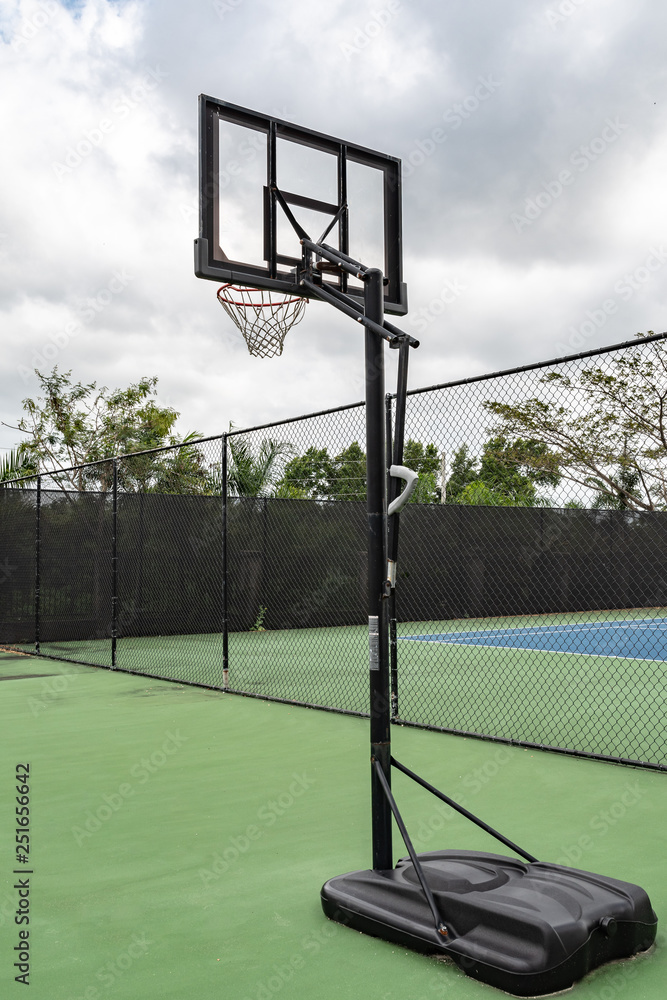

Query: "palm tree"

xmin=0 ymin=445 xmax=37 ymax=487
xmin=227 ymin=434 xmax=293 ymax=497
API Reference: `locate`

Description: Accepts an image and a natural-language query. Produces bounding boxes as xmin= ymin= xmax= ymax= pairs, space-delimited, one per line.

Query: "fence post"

xmin=35 ymin=475 xmax=41 ymax=654
xmin=111 ymin=459 xmax=118 ymax=668
xmin=222 ymin=436 xmax=229 ymax=689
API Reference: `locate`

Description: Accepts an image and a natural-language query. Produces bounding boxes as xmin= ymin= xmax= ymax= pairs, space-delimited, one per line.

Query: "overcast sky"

xmin=1 ymin=0 xmax=666 ymax=453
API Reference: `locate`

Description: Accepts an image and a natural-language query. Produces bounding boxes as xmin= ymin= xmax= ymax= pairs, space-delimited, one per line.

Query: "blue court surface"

xmin=400 ymin=617 xmax=667 ymax=661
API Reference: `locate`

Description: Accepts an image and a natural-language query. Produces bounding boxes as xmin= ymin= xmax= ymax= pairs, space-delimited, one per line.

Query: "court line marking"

xmin=400 ymin=617 xmax=667 ymax=641
xmin=398 ymin=642 xmax=667 ymax=664
xmin=398 ymin=618 xmax=667 ymax=663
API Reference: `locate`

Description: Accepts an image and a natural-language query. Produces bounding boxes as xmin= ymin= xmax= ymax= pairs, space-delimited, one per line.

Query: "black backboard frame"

xmin=195 ymin=96 xmax=408 ymax=315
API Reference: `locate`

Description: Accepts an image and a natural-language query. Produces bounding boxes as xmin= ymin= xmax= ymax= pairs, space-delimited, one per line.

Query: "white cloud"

xmin=1 ymin=0 xmax=666 ymax=454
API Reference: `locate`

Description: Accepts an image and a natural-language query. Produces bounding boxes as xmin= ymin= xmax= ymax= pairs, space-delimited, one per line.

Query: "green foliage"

xmin=276 ymin=439 xmax=446 ymax=503
xmin=446 ymin=436 xmax=558 ymax=506
xmin=250 ymin=606 xmax=267 ymax=631
xmin=227 ymin=434 xmax=294 ymax=498
xmin=402 ymin=439 xmax=441 ymax=503
xmin=275 ymin=441 xmax=368 ymax=501
xmin=11 ymin=368 xmax=204 ymax=493
xmin=589 ymin=460 xmax=642 ymax=510
xmin=121 ymin=432 xmax=211 ymax=496
xmin=444 ymin=444 xmax=478 ymax=503
xmin=455 ymin=481 xmax=527 ymax=506
xmin=0 ymin=444 xmax=38 ymax=487
xmin=483 ymin=336 xmax=667 ymax=510
xmin=274 ymin=447 xmax=331 ymax=499
xmin=329 ymin=442 xmax=367 ymax=501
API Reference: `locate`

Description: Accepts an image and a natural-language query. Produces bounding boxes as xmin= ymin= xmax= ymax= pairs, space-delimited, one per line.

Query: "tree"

xmin=274 ymin=441 xmax=367 ymax=501
xmin=0 ymin=444 xmax=38 ymax=487
xmin=589 ymin=441 xmax=642 ymax=509
xmin=401 ymin=439 xmax=441 ymax=503
xmin=445 ymin=437 xmax=559 ymax=506
xmin=444 ymin=444 xmax=478 ymax=503
xmin=8 ymin=368 xmax=203 ymax=493
xmin=455 ymin=481 xmax=521 ymax=506
xmin=275 ymin=447 xmax=333 ymax=499
xmin=478 ymin=436 xmax=559 ymax=504
xmin=276 ymin=439 xmax=444 ymax=503
xmin=120 ymin=431 xmax=211 ymax=495
xmin=328 ymin=442 xmax=367 ymax=501
xmin=483 ymin=335 xmax=667 ymax=511
xmin=227 ymin=434 xmax=293 ymax=497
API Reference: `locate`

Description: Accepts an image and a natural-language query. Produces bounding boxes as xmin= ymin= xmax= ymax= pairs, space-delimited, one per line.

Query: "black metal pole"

xmin=374 ymin=761 xmax=448 ymax=937
xmin=111 ymin=460 xmax=118 ymax=668
xmin=138 ymin=491 xmax=144 ymax=633
xmin=387 ymin=339 xmax=410 ymax=718
xmin=385 ymin=393 xmax=393 ymax=521
xmin=299 ymin=278 xmax=401 ymax=346
xmin=222 ymin=436 xmax=229 ymax=689
xmin=391 ymin=757 xmax=539 ymax=863
xmin=365 ymin=268 xmax=392 ymax=871
xmin=385 ymin=395 xmax=398 ymax=720
xmin=35 ymin=476 xmax=41 ymax=654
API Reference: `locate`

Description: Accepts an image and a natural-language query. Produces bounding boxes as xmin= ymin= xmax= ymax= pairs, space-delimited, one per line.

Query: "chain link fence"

xmin=3 ymin=333 xmax=667 ymax=768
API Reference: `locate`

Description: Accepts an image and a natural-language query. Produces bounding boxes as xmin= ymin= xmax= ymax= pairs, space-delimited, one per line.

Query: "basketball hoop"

xmin=216 ymin=284 xmax=307 ymax=358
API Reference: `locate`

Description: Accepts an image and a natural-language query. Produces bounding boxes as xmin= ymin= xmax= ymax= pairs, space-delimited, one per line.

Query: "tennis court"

xmin=401 ymin=616 xmax=667 ymax=660
xmin=16 ymin=606 xmax=667 ymax=769
xmin=2 ymin=647 xmax=666 ymax=1000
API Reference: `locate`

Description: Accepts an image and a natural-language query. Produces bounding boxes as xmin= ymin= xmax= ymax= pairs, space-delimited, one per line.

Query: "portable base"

xmin=321 ymin=850 xmax=657 ymax=997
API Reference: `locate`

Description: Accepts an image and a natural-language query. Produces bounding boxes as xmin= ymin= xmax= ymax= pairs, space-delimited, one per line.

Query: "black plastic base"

xmin=321 ymin=850 xmax=657 ymax=997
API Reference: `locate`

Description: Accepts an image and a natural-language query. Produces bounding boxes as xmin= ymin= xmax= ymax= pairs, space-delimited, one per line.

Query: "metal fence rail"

xmin=3 ymin=333 xmax=667 ymax=769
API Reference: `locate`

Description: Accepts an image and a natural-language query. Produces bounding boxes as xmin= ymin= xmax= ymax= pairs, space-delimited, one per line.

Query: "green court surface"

xmin=23 ymin=606 xmax=667 ymax=765
xmin=1 ymin=648 xmax=666 ymax=1000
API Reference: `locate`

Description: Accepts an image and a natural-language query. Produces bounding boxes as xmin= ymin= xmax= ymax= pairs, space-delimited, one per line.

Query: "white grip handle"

xmin=388 ymin=464 xmax=419 ymax=516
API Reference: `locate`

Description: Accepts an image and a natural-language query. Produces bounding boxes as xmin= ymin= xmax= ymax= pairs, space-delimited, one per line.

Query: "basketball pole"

xmin=364 ymin=268 xmax=393 ymax=871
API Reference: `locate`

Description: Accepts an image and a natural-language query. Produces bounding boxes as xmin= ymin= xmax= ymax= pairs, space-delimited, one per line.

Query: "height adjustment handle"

xmin=387 ymin=465 xmax=419 ymax=516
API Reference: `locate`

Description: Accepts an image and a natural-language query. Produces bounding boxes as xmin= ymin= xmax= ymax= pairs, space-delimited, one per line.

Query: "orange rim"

xmin=216 ymin=284 xmax=305 ymax=308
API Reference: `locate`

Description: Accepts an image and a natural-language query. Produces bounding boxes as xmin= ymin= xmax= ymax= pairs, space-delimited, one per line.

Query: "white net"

xmin=216 ymin=284 xmax=308 ymax=358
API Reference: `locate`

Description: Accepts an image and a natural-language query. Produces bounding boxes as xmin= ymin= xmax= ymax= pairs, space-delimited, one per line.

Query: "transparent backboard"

xmin=195 ymin=96 xmax=407 ymax=315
